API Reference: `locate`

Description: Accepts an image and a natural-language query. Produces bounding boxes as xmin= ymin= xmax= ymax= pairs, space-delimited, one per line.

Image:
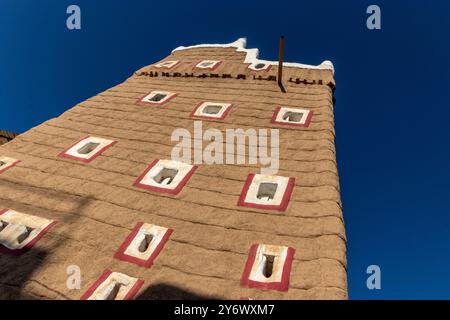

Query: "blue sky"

xmin=1 ymin=0 xmax=450 ymax=299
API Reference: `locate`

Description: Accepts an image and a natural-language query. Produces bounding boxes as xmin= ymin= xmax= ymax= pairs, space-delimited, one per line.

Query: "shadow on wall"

xmin=135 ymin=283 xmax=220 ymax=300
xmin=0 ymin=248 xmax=49 ymax=299
xmin=0 ymin=180 xmax=95 ymax=299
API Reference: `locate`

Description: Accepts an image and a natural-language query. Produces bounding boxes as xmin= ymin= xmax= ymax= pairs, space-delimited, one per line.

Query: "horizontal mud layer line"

xmin=100 ymin=86 xmax=334 ymax=110
xmin=122 ymin=76 xmax=334 ymax=97
xmin=13 ymin=132 xmax=340 ymax=182
xmin=6 ymin=145 xmax=343 ymax=217
xmin=10 ymin=128 xmax=338 ymax=192
xmin=29 ymin=122 xmax=339 ymax=171
xmin=68 ymin=104 xmax=336 ymax=141
xmin=64 ymin=102 xmax=334 ymax=140
xmin=129 ymin=72 xmax=333 ymax=89
xmin=70 ymin=99 xmax=334 ymax=126
xmin=0 ymin=192 xmax=346 ymax=265
xmin=62 ymin=108 xmax=337 ymax=153
xmin=1 ymin=161 xmax=343 ymax=226
xmin=73 ymin=102 xmax=336 ymax=139
xmin=0 ymin=168 xmax=346 ymax=241
xmin=0 ymin=196 xmax=346 ymax=272
xmin=38 ymin=231 xmax=347 ymax=291
xmin=42 ymin=119 xmax=338 ymax=165
xmin=8 ymin=137 xmax=341 ymax=192
xmin=127 ymin=78 xmax=334 ymax=99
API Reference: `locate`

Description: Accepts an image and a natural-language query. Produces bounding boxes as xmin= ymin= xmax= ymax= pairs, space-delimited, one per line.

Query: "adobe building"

xmin=0 ymin=38 xmax=347 ymax=300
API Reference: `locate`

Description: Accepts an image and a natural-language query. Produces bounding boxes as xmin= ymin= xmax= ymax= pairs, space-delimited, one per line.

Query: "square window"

xmin=58 ymin=136 xmax=116 ymax=163
xmin=115 ymin=222 xmax=172 ymax=268
xmin=81 ymin=270 xmax=144 ymax=300
xmin=271 ymin=106 xmax=313 ymax=127
xmin=133 ymin=159 xmax=197 ymax=195
xmin=0 ymin=209 xmax=56 ymax=255
xmin=241 ymin=244 xmax=295 ymax=292
xmin=0 ymin=156 xmax=20 ymax=174
xmin=247 ymin=63 xmax=272 ymax=72
xmin=190 ymin=102 xmax=233 ymax=121
xmin=153 ymin=60 xmax=180 ymax=69
xmin=193 ymin=60 xmax=222 ymax=71
xmin=137 ymin=91 xmax=178 ymax=106
xmin=237 ymin=173 xmax=295 ymax=212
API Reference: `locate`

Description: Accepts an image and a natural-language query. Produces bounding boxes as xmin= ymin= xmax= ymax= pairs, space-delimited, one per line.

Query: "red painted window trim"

xmin=0 ymin=208 xmax=57 ymax=256
xmin=192 ymin=60 xmax=223 ymax=71
xmin=58 ymin=136 xmax=117 ymax=164
xmin=133 ymin=159 xmax=197 ymax=195
xmin=136 ymin=92 xmax=178 ymax=106
xmin=240 ymin=244 xmax=295 ymax=292
xmin=237 ymin=173 xmax=295 ymax=212
xmin=0 ymin=159 xmax=21 ymax=174
xmin=80 ymin=269 xmax=144 ymax=300
xmin=189 ymin=102 xmax=233 ymax=121
xmin=115 ymin=222 xmax=173 ymax=268
xmin=271 ymin=106 xmax=313 ymax=128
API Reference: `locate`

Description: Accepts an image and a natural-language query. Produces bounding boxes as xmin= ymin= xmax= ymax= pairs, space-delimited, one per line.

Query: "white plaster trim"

xmin=0 ymin=156 xmax=18 ymax=171
xmin=0 ymin=209 xmax=53 ymax=250
xmin=88 ymin=272 xmax=139 ymax=300
xmin=194 ymin=60 xmax=221 ymax=69
xmin=154 ymin=60 xmax=180 ymax=69
xmin=172 ymin=37 xmax=334 ymax=74
xmin=248 ymin=244 xmax=288 ymax=284
xmin=244 ymin=174 xmax=290 ymax=206
xmin=140 ymin=91 xmax=176 ymax=104
xmin=123 ymin=223 xmax=169 ymax=260
xmin=194 ymin=102 xmax=231 ymax=118
xmin=140 ymin=160 xmax=194 ymax=191
xmin=65 ymin=137 xmax=114 ymax=160
xmin=275 ymin=107 xmax=311 ymax=125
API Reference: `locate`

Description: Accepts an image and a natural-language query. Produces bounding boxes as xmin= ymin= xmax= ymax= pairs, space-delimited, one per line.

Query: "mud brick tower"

xmin=0 ymin=38 xmax=347 ymax=299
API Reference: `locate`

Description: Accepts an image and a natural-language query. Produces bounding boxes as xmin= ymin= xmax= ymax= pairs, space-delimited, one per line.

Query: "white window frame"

xmin=194 ymin=60 xmax=222 ymax=70
xmin=0 ymin=209 xmax=56 ymax=253
xmin=138 ymin=91 xmax=178 ymax=105
xmin=0 ymin=156 xmax=20 ymax=174
xmin=191 ymin=102 xmax=232 ymax=120
xmin=153 ymin=60 xmax=180 ymax=69
xmin=115 ymin=222 xmax=172 ymax=268
xmin=247 ymin=62 xmax=272 ymax=71
xmin=238 ymin=173 xmax=295 ymax=211
xmin=58 ymin=136 xmax=116 ymax=163
xmin=271 ymin=106 xmax=313 ymax=127
xmin=134 ymin=159 xmax=197 ymax=195
xmin=81 ymin=270 xmax=143 ymax=300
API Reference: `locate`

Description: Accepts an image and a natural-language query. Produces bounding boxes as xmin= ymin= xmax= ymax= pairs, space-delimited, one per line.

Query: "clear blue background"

xmin=1 ymin=0 xmax=450 ymax=299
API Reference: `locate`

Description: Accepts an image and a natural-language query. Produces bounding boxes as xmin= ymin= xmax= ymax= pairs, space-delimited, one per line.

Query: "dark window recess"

xmin=149 ymin=94 xmax=167 ymax=102
xmin=0 ymin=220 xmax=8 ymax=232
xmin=254 ymin=63 xmax=266 ymax=69
xmin=283 ymin=111 xmax=304 ymax=122
xmin=17 ymin=226 xmax=34 ymax=244
xmin=203 ymin=105 xmax=222 ymax=115
xmin=257 ymin=183 xmax=278 ymax=201
xmin=77 ymin=142 xmax=100 ymax=155
xmin=105 ymin=283 xmax=123 ymax=300
xmin=0 ymin=161 xmax=5 ymax=168
xmin=138 ymin=233 xmax=154 ymax=253
xmin=153 ymin=168 xmax=178 ymax=185
xmin=263 ymin=254 xmax=275 ymax=278
xmin=200 ymin=62 xmax=213 ymax=67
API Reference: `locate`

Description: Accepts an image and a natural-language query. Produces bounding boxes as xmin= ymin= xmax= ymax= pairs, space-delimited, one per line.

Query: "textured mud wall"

xmin=0 ymin=46 xmax=346 ymax=300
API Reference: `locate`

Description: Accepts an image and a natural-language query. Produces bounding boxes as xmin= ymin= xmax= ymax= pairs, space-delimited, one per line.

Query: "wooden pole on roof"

xmin=278 ymin=35 xmax=285 ymax=86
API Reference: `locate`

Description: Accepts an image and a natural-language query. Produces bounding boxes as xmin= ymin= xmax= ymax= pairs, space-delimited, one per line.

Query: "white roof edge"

xmin=172 ymin=37 xmax=335 ymax=75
